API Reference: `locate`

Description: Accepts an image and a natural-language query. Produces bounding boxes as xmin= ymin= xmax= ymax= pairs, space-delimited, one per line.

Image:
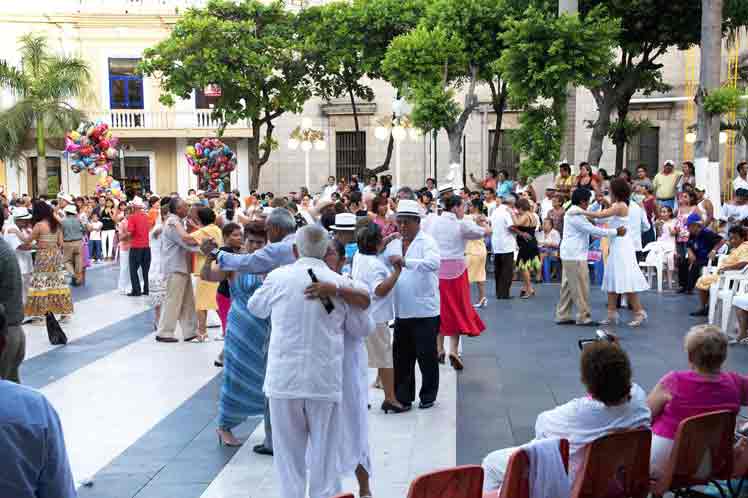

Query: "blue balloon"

xmin=203 ymin=148 xmax=211 ymax=157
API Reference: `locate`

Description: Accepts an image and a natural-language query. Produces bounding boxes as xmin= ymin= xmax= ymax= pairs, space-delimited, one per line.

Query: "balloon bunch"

xmin=185 ymin=138 xmax=236 ymax=191
xmin=64 ymin=121 xmax=119 ymax=175
xmin=95 ymin=175 xmax=124 ymax=200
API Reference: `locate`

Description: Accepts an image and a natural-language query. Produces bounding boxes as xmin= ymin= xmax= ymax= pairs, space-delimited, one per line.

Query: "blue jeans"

xmin=88 ymin=239 xmax=102 ymax=260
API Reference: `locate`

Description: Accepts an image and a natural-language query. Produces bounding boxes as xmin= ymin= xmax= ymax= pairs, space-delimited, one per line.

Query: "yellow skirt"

xmin=465 ymin=240 xmax=487 ymax=283
xmin=194 ymin=277 xmax=219 ymax=311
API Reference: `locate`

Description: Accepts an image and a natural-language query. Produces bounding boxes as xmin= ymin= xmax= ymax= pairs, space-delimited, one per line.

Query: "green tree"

xmin=140 ymin=0 xmax=312 ymax=190
xmin=382 ymin=0 xmax=515 ymax=168
xmin=581 ymin=0 xmax=748 ymax=169
xmin=497 ymin=6 xmax=619 ymax=177
xmin=0 ymin=34 xmax=90 ymax=196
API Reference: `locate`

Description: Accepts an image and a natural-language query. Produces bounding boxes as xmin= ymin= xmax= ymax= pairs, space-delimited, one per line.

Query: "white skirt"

xmin=602 ymin=236 xmax=649 ymax=294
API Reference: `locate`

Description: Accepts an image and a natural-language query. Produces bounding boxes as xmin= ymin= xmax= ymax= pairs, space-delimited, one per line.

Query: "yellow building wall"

xmin=0 ymin=160 xmax=6 ymax=189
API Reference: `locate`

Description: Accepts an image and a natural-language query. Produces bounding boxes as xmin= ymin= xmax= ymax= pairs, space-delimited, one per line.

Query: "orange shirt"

xmin=147 ymin=207 xmax=159 ymax=228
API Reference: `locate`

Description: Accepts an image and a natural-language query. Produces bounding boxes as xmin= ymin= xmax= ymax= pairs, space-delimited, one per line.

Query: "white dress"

xmin=602 ymin=215 xmax=649 ymax=294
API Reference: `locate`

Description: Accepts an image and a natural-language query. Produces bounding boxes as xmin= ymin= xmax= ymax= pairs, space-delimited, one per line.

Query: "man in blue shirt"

xmin=0 ymin=308 xmax=76 ymax=498
xmin=681 ymin=213 xmax=724 ymax=294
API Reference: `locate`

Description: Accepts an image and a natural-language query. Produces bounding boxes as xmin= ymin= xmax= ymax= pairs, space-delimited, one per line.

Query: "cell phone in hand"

xmin=307 ymin=268 xmax=335 ymax=314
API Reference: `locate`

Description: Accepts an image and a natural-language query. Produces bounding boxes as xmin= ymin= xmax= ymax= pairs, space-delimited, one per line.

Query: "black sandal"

xmin=449 ymin=354 xmax=464 ymax=371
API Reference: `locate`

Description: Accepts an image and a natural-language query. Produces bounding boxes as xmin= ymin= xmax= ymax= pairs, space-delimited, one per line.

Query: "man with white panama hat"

xmin=60 ymin=204 xmax=85 ymax=286
xmin=3 ymin=207 xmax=33 ymax=305
xmin=127 ymin=196 xmax=151 ymax=297
xmin=330 ymin=212 xmax=358 ymax=274
xmin=392 ymin=199 xmax=441 ymax=410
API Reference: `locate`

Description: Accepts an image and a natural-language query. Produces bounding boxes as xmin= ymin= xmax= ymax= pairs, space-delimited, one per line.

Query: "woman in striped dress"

xmin=201 ymin=221 xmax=270 ymax=447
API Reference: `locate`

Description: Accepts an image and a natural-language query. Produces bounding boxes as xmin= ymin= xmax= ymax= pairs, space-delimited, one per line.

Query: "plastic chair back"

xmin=570 ymin=428 xmax=652 ymax=498
xmin=408 ymin=465 xmax=484 ymax=498
xmin=498 ymin=439 xmax=570 ymax=498
xmin=652 ymin=410 xmax=736 ymax=496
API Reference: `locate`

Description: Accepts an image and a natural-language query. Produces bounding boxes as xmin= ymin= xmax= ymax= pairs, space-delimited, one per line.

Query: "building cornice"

xmin=0 ymin=14 xmax=179 ymax=28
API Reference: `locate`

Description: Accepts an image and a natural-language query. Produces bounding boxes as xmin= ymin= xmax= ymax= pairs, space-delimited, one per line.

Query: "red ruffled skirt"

xmin=439 ymin=270 xmax=485 ymax=336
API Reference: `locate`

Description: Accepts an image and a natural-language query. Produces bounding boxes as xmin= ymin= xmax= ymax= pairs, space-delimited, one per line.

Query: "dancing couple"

xmin=556 ymin=180 xmax=649 ymax=328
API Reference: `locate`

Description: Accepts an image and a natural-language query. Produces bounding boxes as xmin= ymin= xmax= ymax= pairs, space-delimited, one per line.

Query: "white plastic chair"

xmin=709 ymin=267 xmax=748 ymax=332
xmin=707 ymin=255 xmax=733 ymax=325
xmin=639 ymin=242 xmax=665 ymax=293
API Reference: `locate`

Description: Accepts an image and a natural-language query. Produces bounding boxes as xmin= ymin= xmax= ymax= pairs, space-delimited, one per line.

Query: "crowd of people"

xmin=2 ymin=157 xmax=748 ymax=497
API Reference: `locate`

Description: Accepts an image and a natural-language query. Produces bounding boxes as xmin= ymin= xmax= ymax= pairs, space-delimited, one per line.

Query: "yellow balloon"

xmin=111 ymin=188 xmax=120 ymax=197
xmin=70 ymin=131 xmax=81 ymax=140
xmin=186 ymin=146 xmax=196 ymax=157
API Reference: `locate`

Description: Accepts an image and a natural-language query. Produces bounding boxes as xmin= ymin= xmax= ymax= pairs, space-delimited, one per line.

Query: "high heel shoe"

xmin=628 ymin=311 xmax=648 ymax=327
xmin=216 ymin=429 xmax=242 ymax=447
xmin=599 ymin=312 xmax=619 ymax=326
xmin=381 ymin=400 xmax=411 ymax=414
xmin=473 ymin=297 xmax=488 ymax=308
xmin=520 ymin=289 xmax=536 ymax=300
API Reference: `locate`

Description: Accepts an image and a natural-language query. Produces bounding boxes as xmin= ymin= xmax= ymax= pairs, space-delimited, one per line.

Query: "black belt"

xmin=64 ymin=239 xmax=82 ymax=242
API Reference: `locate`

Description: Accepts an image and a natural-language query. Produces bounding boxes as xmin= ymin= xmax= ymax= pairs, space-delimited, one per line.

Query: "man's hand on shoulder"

xmin=616 ymin=226 xmax=627 ymax=236
xmin=200 ymin=237 xmax=218 ymax=255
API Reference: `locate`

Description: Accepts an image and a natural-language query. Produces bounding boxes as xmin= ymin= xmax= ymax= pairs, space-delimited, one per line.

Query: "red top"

xmin=127 ymin=210 xmax=150 ymax=248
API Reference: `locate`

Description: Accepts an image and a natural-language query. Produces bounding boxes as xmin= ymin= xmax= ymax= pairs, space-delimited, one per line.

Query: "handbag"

xmin=46 ymin=312 xmax=68 ymax=345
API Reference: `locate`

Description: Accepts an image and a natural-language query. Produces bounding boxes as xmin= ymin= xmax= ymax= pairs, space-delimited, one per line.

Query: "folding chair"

xmin=492 ymin=439 xmax=570 ymax=498
xmin=651 ymin=410 xmax=736 ymax=498
xmin=639 ymin=241 xmax=665 ymax=293
xmin=570 ymin=428 xmax=652 ymax=498
xmin=408 ymin=465 xmax=484 ymax=498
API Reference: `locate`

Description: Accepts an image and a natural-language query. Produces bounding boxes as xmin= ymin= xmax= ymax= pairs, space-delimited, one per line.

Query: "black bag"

xmin=46 ymin=312 xmax=68 ymax=345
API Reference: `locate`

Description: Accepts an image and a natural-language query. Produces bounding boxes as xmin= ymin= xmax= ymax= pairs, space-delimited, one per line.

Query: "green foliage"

xmin=297 ymin=2 xmax=373 ymax=105
xmin=607 ymin=117 xmax=654 ymax=145
xmin=511 ymin=106 xmax=562 ymax=178
xmin=140 ymin=0 xmax=311 ymax=131
xmin=354 ymin=0 xmax=427 ymax=80
xmin=497 ymin=6 xmax=620 ymax=107
xmin=703 ymin=87 xmax=746 ymax=115
xmin=382 ymin=25 xmax=466 ymax=133
xmin=0 ymin=34 xmax=90 ymax=194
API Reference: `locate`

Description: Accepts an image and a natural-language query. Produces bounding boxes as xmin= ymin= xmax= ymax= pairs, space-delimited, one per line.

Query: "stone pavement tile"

xmin=133 ymin=482 xmax=208 ymax=498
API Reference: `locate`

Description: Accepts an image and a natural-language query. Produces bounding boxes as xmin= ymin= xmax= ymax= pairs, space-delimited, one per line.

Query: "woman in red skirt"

xmin=426 ymin=195 xmax=491 ymax=370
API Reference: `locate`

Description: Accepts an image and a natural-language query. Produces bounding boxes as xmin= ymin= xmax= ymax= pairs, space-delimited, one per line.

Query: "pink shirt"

xmin=652 ymin=370 xmax=748 ymax=439
xmin=118 ymin=219 xmax=131 ymax=251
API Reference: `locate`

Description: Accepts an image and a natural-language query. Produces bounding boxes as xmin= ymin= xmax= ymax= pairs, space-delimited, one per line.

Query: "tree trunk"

xmin=447 ymin=127 xmax=463 ymax=165
xmin=247 ymin=135 xmax=261 ymax=192
xmin=488 ymin=80 xmax=507 ymax=172
xmin=348 ymin=87 xmax=360 ymax=132
xmin=614 ymin=140 xmax=626 ymax=174
xmin=36 ymin=120 xmax=48 ymax=197
xmin=695 ymin=0 xmax=723 ymax=162
xmin=586 ymin=92 xmax=615 ymax=167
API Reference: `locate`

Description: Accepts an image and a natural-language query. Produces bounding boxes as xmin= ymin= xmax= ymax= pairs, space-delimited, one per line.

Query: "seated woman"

xmin=691 ymin=225 xmax=748 ymax=317
xmin=482 ymin=341 xmax=650 ymax=493
xmin=648 ymin=325 xmax=748 ymax=482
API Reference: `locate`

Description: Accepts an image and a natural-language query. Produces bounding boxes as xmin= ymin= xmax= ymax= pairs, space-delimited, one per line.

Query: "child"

xmin=88 ymin=213 xmax=103 ymax=262
xmin=537 ymin=218 xmax=560 ymax=281
xmin=655 ymin=206 xmax=678 ymax=289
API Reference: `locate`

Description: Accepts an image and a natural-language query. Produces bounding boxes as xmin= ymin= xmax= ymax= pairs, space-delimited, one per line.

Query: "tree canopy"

xmin=140 ymin=0 xmax=312 ymax=190
xmin=497 ymin=6 xmax=620 ymax=177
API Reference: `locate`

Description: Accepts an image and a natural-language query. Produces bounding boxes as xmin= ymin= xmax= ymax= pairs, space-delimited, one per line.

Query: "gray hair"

xmin=295 ymin=224 xmax=329 ymax=259
xmin=397 ymin=186 xmax=416 ymax=200
xmin=266 ymin=208 xmax=296 ymax=235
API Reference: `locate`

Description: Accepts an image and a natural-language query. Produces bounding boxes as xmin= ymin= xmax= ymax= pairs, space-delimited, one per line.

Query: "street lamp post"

xmin=288 ymin=117 xmax=326 ymax=191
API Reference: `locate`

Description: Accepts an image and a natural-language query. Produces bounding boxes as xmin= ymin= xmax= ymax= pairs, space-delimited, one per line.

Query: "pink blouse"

xmin=652 ymin=370 xmax=748 ymax=439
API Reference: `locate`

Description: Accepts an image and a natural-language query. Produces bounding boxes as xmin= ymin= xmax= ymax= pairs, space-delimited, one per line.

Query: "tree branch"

xmin=258 ymin=119 xmax=275 ymax=167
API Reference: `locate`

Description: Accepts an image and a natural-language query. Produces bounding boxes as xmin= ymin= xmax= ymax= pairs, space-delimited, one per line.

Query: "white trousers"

xmin=102 ymin=229 xmax=116 ymax=258
xmin=118 ymin=249 xmax=131 ymax=294
xmin=269 ymin=398 xmax=342 ymax=498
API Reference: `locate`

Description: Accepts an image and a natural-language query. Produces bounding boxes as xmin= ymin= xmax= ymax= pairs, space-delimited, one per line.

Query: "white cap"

xmin=129 ymin=196 xmax=145 ymax=208
xmin=63 ymin=204 xmax=77 ymax=215
xmin=11 ymin=207 xmax=32 ymax=220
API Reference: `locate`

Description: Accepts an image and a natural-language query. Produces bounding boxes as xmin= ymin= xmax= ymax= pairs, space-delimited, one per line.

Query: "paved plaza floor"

xmin=18 ymin=263 xmax=748 ymax=497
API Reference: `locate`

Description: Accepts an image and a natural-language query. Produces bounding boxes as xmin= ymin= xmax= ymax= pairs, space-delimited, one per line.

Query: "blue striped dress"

xmin=218 ymin=273 xmax=270 ymax=430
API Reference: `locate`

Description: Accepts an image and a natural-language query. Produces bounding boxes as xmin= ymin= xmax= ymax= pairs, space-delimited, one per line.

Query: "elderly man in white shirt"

xmin=393 ymin=199 xmax=441 ymax=410
xmin=556 ymin=189 xmax=625 ymax=325
xmin=247 ymin=224 xmax=374 ymax=498
xmin=490 ymin=194 xmax=517 ymax=299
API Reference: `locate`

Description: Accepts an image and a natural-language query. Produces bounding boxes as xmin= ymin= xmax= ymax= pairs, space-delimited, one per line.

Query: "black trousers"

xmin=129 ymin=247 xmax=151 ymax=295
xmin=493 ymin=252 xmax=515 ymax=298
xmin=393 ymin=316 xmax=440 ymax=406
xmin=678 ymin=257 xmax=705 ymax=293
